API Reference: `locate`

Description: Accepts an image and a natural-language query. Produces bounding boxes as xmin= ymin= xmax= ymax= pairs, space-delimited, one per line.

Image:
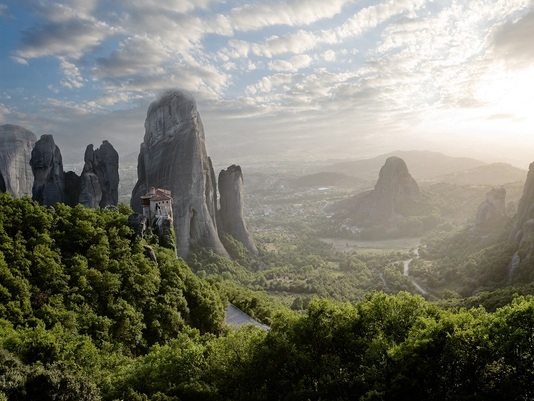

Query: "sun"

xmin=475 ymin=63 xmax=534 ymax=120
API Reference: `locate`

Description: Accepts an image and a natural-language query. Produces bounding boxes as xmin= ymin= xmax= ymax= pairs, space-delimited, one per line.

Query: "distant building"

xmin=140 ymin=187 xmax=173 ymax=223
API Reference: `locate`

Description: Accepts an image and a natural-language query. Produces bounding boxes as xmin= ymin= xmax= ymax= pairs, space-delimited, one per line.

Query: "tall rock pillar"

xmin=218 ymin=165 xmax=258 ymax=255
xmin=0 ymin=124 xmax=37 ymax=198
xmin=30 ymin=134 xmax=65 ymax=206
xmin=131 ymin=90 xmax=228 ymax=259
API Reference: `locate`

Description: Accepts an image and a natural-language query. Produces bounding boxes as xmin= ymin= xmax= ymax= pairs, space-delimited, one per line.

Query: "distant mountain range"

xmin=320 ymin=150 xmax=527 ymax=185
xmin=429 ymin=162 xmax=526 ymax=186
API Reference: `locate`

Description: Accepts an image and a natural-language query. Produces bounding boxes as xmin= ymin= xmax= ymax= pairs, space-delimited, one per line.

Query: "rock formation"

xmin=78 ymin=141 xmax=119 ymax=208
xmin=64 ymin=171 xmax=81 ymax=206
xmin=509 ymin=161 xmax=534 ymax=245
xmin=131 ymin=90 xmax=228 ymax=259
xmin=30 ymin=134 xmax=65 ymax=206
xmin=475 ymin=187 xmax=506 ymax=230
xmin=128 ymin=213 xmax=148 ymax=237
xmin=218 ymin=165 xmax=258 ymax=255
xmin=79 ymin=159 xmax=102 ymax=208
xmin=0 ymin=124 xmax=37 ymax=197
xmin=29 ymin=135 xmax=119 ymax=208
xmin=334 ymin=156 xmax=421 ymax=227
xmin=505 ymin=161 xmax=534 ymax=282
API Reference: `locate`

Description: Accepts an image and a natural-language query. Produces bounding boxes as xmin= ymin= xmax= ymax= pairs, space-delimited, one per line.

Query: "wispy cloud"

xmin=492 ymin=10 xmax=534 ymax=67
xmin=229 ymin=0 xmax=356 ymax=31
xmin=3 ymin=0 xmax=534 ymax=165
xmin=16 ymin=18 xmax=115 ymax=60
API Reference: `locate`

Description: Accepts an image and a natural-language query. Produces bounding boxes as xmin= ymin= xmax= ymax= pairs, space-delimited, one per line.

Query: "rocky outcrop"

xmin=30 ymin=134 xmax=65 ymax=206
xmin=475 ymin=187 xmax=506 ymax=230
xmin=131 ymin=90 xmax=228 ymax=259
xmin=334 ymin=156 xmax=421 ymax=227
xmin=79 ymin=159 xmax=102 ymax=208
xmin=78 ymin=141 xmax=119 ymax=208
xmin=128 ymin=213 xmax=148 ymax=237
xmin=218 ymin=165 xmax=258 ymax=255
xmin=509 ymin=162 xmax=534 ymax=244
xmin=0 ymin=124 xmax=37 ymax=197
xmin=29 ymin=135 xmax=119 ymax=208
xmin=64 ymin=171 xmax=81 ymax=206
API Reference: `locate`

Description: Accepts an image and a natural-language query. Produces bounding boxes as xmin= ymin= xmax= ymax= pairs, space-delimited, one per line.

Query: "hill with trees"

xmin=0 ymin=192 xmax=532 ymax=400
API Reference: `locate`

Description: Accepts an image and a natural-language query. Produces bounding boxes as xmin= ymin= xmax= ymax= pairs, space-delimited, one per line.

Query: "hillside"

xmin=322 ymin=150 xmax=486 ymax=181
xmin=429 ymin=162 xmax=527 ymax=186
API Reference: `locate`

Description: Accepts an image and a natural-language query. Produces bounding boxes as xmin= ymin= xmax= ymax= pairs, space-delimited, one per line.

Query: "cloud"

xmin=236 ymin=0 xmax=428 ymax=59
xmin=245 ymin=73 xmax=294 ymax=95
xmin=115 ymin=0 xmax=219 ymax=14
xmin=229 ymin=0 xmax=356 ymax=31
xmin=18 ymin=0 xmax=99 ymax=22
xmin=322 ymin=50 xmax=336 ymax=62
xmin=16 ymin=18 xmax=115 ymax=59
xmin=252 ymin=30 xmax=320 ymax=57
xmin=0 ymin=103 xmax=11 ymax=122
xmin=94 ymin=35 xmax=171 ymax=79
xmin=492 ymin=10 xmax=534 ymax=67
xmin=269 ymin=55 xmax=312 ymax=72
xmin=59 ymin=57 xmax=84 ymax=89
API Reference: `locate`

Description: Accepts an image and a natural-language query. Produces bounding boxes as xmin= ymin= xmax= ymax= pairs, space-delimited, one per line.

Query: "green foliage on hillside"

xmin=415 ymin=224 xmax=520 ymax=296
xmin=0 ymin=192 xmax=533 ymax=400
xmin=0 ymin=193 xmax=224 ymax=354
xmin=105 ymin=293 xmax=534 ymax=401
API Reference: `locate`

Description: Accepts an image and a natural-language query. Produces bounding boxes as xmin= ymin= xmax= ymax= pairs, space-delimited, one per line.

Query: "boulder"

xmin=131 ymin=90 xmax=228 ymax=258
xmin=0 ymin=124 xmax=37 ymax=197
xmin=30 ymin=134 xmax=65 ymax=206
xmin=218 ymin=165 xmax=258 ymax=255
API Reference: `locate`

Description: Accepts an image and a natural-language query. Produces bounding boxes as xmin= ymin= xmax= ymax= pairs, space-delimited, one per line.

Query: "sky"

xmin=1 ymin=0 xmax=534 ymax=168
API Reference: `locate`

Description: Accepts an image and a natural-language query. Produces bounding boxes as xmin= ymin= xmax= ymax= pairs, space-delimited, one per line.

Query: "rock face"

xmin=507 ymin=162 xmax=534 ymax=281
xmin=336 ymin=156 xmax=421 ymax=227
xmin=218 ymin=165 xmax=258 ymax=255
xmin=30 ymin=134 xmax=65 ymax=206
xmin=79 ymin=159 xmax=102 ymax=208
xmin=131 ymin=90 xmax=228 ymax=259
xmin=509 ymin=162 xmax=534 ymax=245
xmin=29 ymin=135 xmax=119 ymax=208
xmin=364 ymin=156 xmax=421 ymax=226
xmin=78 ymin=141 xmax=119 ymax=208
xmin=0 ymin=124 xmax=37 ymax=197
xmin=64 ymin=171 xmax=81 ymax=206
xmin=90 ymin=141 xmax=119 ymax=207
xmin=128 ymin=213 xmax=148 ymax=237
xmin=475 ymin=187 xmax=506 ymax=230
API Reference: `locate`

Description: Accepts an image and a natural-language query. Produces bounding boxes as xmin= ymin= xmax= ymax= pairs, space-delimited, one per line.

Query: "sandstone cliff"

xmin=131 ymin=90 xmax=228 ymax=259
xmin=30 ymin=134 xmax=65 ymax=206
xmin=218 ymin=165 xmax=258 ymax=255
xmin=0 ymin=124 xmax=37 ymax=197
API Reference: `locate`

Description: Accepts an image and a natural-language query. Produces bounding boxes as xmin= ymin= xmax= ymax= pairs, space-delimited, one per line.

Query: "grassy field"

xmin=320 ymin=237 xmax=421 ymax=253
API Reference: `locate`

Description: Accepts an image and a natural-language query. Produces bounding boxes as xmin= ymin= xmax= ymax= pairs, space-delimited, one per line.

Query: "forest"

xmin=0 ymin=192 xmax=533 ymax=400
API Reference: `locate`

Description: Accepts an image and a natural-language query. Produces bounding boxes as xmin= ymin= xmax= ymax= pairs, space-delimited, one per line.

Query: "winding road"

xmin=402 ymin=248 xmax=439 ymax=300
